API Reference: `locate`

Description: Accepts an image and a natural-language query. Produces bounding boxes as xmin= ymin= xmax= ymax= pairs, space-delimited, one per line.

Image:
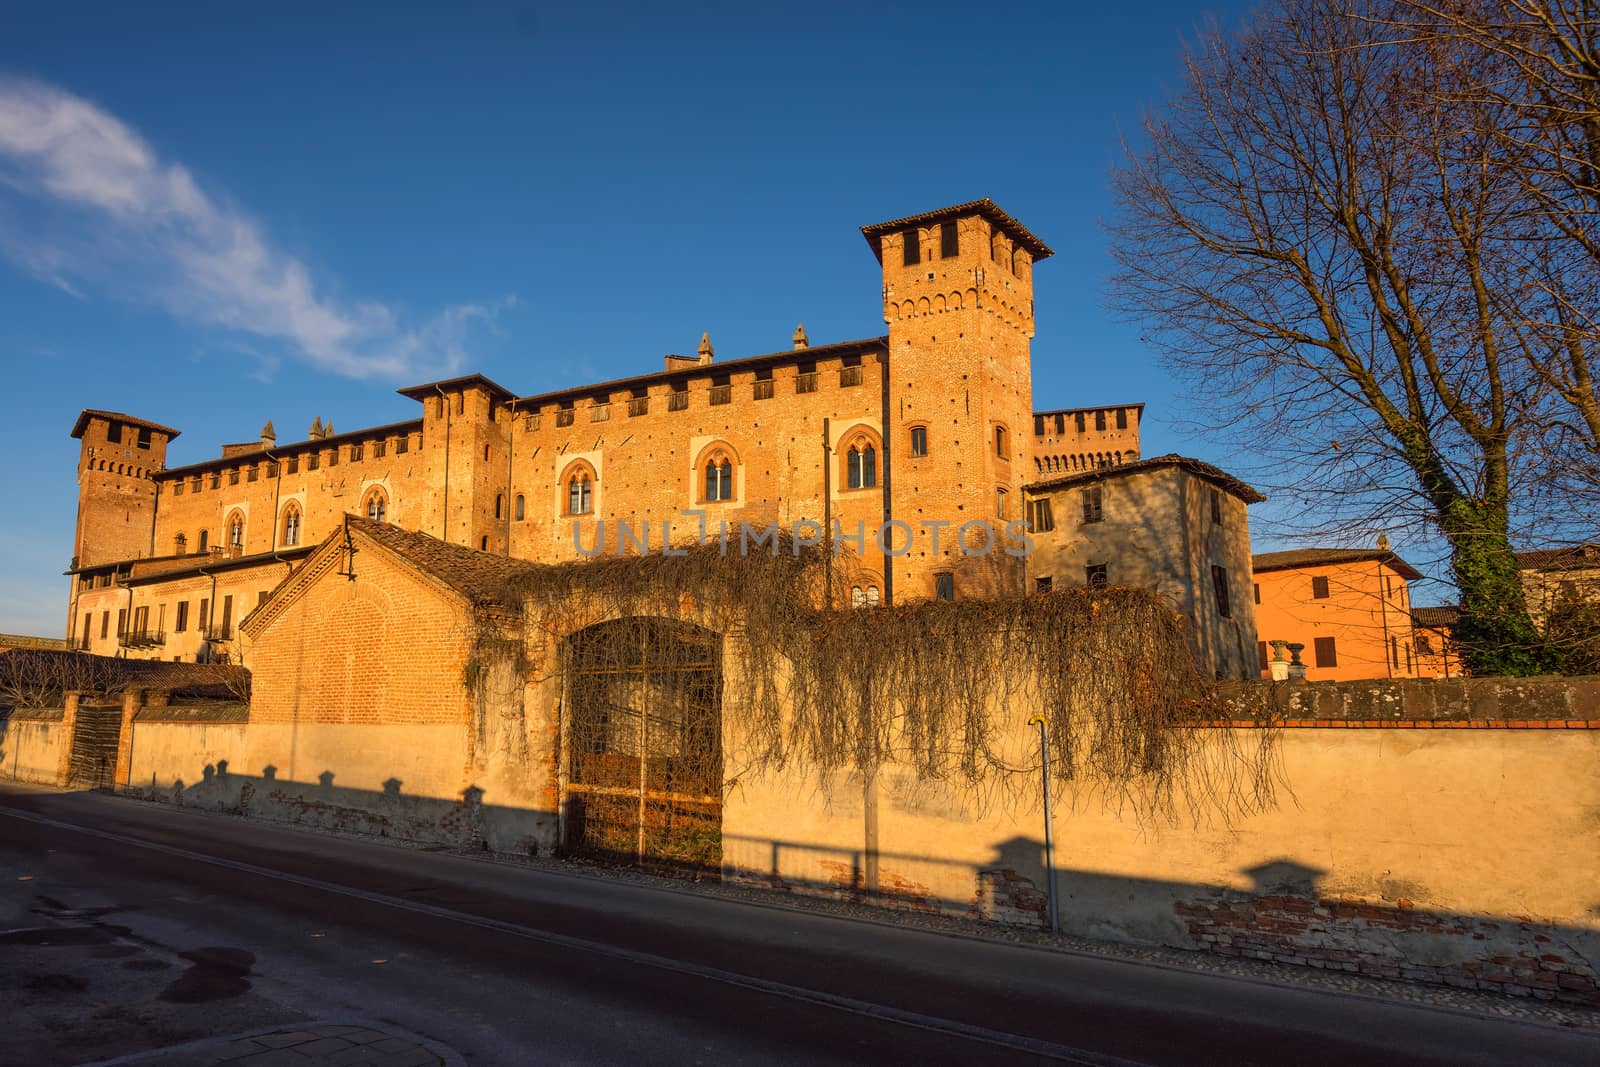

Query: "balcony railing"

xmin=709 ymin=385 xmax=732 ymax=406
xmin=119 ymin=629 xmax=166 ymax=650
xmin=627 ymin=397 xmax=649 ymax=417
xmin=203 ymin=625 xmax=233 ymax=643
xmin=668 ymin=391 xmax=689 ymax=412
xmin=753 ymin=379 xmax=774 ymax=400
xmin=840 ymin=366 xmax=863 ymax=388
xmin=795 ymin=372 xmax=818 ymax=394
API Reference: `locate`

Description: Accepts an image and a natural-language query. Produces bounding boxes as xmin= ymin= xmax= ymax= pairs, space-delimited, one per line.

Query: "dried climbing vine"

xmin=462 ymin=535 xmax=1281 ymax=823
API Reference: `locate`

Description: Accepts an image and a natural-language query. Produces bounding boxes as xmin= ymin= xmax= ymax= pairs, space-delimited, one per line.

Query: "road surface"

xmin=0 ymin=783 xmax=1593 ymax=1065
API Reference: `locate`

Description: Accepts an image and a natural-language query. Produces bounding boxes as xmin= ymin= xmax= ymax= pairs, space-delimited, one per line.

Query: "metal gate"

xmin=563 ymin=618 xmax=723 ymax=873
xmin=67 ymin=704 xmax=121 ymax=790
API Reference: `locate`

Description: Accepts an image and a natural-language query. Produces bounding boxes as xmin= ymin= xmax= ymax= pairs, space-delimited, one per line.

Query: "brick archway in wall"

xmin=562 ymin=617 xmax=722 ymax=873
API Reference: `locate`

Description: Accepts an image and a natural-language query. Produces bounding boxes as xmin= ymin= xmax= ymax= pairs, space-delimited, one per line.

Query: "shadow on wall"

xmin=123 ymin=761 xmax=556 ymax=858
xmin=722 ymin=831 xmax=1600 ymax=1008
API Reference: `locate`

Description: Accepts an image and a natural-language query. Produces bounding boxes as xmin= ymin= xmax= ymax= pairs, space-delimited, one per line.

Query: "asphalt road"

xmin=0 ymin=783 xmax=1594 ymax=1066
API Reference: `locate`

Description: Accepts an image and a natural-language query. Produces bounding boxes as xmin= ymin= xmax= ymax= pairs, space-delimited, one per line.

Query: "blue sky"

xmin=0 ymin=0 xmax=1289 ymax=634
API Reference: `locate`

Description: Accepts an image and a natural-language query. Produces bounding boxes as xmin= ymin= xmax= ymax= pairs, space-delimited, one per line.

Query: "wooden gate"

xmin=66 ymin=703 xmax=121 ymax=790
xmin=563 ymin=618 xmax=723 ymax=873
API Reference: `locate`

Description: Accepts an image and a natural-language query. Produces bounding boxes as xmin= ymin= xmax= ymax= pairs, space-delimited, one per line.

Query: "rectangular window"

xmin=373 ymin=440 xmax=387 ymax=458
xmin=628 ymin=395 xmax=649 ymax=417
xmin=210 ymin=472 xmax=221 ymax=489
xmin=247 ymin=465 xmax=259 ymax=483
xmin=934 ymin=572 xmax=954 ymax=601
xmin=1211 ymin=564 xmax=1231 ymax=618
xmin=1254 ymin=582 xmax=1261 ymax=604
xmin=100 ymin=611 xmax=109 ymax=639
xmin=307 ymin=453 xmax=319 ymax=471
xmin=221 ymin=595 xmax=233 ymax=636
xmin=753 ymin=371 xmax=774 ymax=401
xmin=395 ymin=435 xmax=408 ymax=454
xmin=176 ymin=601 xmax=189 ymax=633
xmin=1036 ymin=576 xmax=1053 ymax=593
xmin=1312 ymin=575 xmax=1330 ymax=599
xmin=1415 ymin=633 xmax=1433 ymax=655
xmin=198 ymin=598 xmax=209 ymax=632
xmin=556 ymin=405 xmax=576 ymax=427
xmin=1027 ymin=497 xmax=1054 ymax=533
xmin=193 ymin=475 xmax=203 ymax=493
xmin=1034 ymin=414 xmax=1046 ymax=436
xmin=590 ymin=402 xmax=611 ymax=422
xmin=902 ymin=227 xmax=920 ymax=266
xmin=1211 ymin=489 xmax=1223 ymax=525
xmin=138 ymin=427 xmax=152 ymax=449
xmin=940 ymin=220 xmax=958 ymax=258
xmin=1257 ymin=640 xmax=1269 ymax=673
xmin=229 ymin=468 xmax=240 ymax=485
xmin=107 ymin=422 xmax=122 ymax=444
xmin=1081 ymin=486 xmax=1103 ymax=524
xmin=117 ymin=609 xmax=127 ymax=636
xmin=709 ymin=384 xmax=731 ymax=406
xmin=795 ymin=371 xmax=818 ymax=394
xmin=286 ymin=457 xmax=299 ymax=475
xmin=840 ymin=358 xmax=863 ymax=388
xmin=996 ymin=488 xmax=1008 ymax=519
xmin=1075 ymin=412 xmax=1086 ymax=433
xmin=454 ymin=393 xmax=464 ymax=415
xmin=1391 ymin=635 xmax=1400 ymax=669
xmin=1116 ymin=408 xmax=1128 ymax=429
xmin=173 ymin=481 xmax=184 ymax=496
xmin=910 ymin=426 xmax=928 ymax=457
xmin=1095 ymin=410 xmax=1106 ymax=431
xmin=266 ymin=461 xmax=279 ymax=478
xmin=523 ymin=414 xmax=541 ymax=432
xmin=351 ymin=443 xmax=364 ymax=461
xmin=668 ymin=389 xmax=689 ymax=411
xmin=1086 ymin=563 xmax=1108 ymax=588
xmin=1314 ymin=636 xmax=1338 ymax=668
xmin=329 ymin=447 xmax=339 ymax=466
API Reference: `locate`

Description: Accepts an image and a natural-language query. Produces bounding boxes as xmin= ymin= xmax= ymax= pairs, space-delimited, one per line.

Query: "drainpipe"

xmin=146 ymin=471 xmax=160 ymax=560
xmin=822 ymin=417 xmax=832 ymax=610
xmin=878 ymin=349 xmax=893 ymax=607
xmin=434 ymin=385 xmax=452 ymax=543
xmin=505 ymin=398 xmax=516 ymax=555
xmin=121 ymin=576 xmax=134 ymax=659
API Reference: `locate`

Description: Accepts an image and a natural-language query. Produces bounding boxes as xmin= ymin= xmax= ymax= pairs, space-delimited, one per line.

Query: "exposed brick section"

xmin=1218 ymin=675 xmax=1600 ymax=724
xmin=1175 ymin=894 xmax=1600 ymax=1007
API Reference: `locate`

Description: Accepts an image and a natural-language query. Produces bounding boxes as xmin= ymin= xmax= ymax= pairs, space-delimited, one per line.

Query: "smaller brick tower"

xmin=70 ymin=410 xmax=180 ymax=570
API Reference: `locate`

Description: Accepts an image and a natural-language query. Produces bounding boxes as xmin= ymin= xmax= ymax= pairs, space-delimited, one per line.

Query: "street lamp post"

xmin=1027 ymin=715 xmax=1059 ymax=934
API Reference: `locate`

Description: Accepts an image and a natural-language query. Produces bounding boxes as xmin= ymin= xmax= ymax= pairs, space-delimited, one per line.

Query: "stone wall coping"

xmin=132 ymin=701 xmax=249 ymax=724
xmin=1216 ymin=676 xmax=1600 ymax=723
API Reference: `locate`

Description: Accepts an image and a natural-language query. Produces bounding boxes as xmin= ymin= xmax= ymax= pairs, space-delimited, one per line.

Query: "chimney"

xmin=697 ymin=332 xmax=715 ymax=366
xmin=309 ymin=416 xmax=324 ymax=440
xmin=324 ymin=421 xmax=334 ymax=438
xmin=260 ymin=420 xmax=276 ymax=449
xmin=793 ymin=324 xmax=809 ymax=350
xmin=1377 ymin=532 xmax=1390 ymax=551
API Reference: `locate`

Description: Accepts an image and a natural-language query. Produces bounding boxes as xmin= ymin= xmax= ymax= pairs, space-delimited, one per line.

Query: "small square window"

xmin=909 ymin=426 xmax=928 ymax=457
xmin=1086 ymin=563 xmax=1108 ymax=588
xmin=934 ymin=572 xmax=954 ymax=601
xmin=940 ymin=220 xmax=958 ymax=258
xmin=1314 ymin=636 xmax=1338 ymax=667
xmin=1312 ymin=575 xmax=1330 ymax=599
xmin=1081 ymin=486 xmax=1103 ymax=524
xmin=1035 ymin=576 xmax=1053 ymax=594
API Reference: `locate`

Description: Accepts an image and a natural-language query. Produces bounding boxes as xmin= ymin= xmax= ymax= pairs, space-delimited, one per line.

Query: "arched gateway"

xmin=563 ymin=617 xmax=723 ymax=872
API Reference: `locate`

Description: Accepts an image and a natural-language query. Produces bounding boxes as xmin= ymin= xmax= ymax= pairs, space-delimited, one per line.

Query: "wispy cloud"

xmin=0 ymin=77 xmax=509 ymax=380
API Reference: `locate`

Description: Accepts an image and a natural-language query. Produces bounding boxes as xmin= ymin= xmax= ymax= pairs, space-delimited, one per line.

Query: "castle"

xmin=63 ymin=199 xmax=1257 ymax=677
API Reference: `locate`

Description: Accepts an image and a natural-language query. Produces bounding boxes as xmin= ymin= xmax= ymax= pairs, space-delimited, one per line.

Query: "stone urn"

xmin=1268 ymin=639 xmax=1290 ymax=681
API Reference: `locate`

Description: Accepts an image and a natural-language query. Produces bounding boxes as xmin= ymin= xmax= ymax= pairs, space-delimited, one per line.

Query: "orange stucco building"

xmin=63 ymin=199 xmax=1183 ymax=665
xmin=1251 ymin=544 xmax=1431 ymax=681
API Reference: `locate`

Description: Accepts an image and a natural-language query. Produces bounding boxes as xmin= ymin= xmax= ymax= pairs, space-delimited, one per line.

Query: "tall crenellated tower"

xmin=862 ymin=199 xmax=1050 ymax=601
xmin=399 ymin=374 xmax=515 ymax=554
xmin=70 ymin=410 xmax=179 ymax=570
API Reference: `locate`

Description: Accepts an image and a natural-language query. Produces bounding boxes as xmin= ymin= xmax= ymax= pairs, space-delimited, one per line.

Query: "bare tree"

xmin=0 ymin=651 xmax=118 ymax=710
xmin=1108 ymin=0 xmax=1590 ymax=673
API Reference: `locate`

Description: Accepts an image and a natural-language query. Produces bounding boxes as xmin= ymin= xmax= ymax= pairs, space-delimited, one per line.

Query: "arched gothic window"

xmin=704 ymin=457 xmax=733 ymax=502
xmin=228 ymin=513 xmax=244 ymax=549
xmin=568 ymin=472 xmax=593 ymax=515
xmin=281 ymin=505 xmax=302 ymax=547
xmin=847 ymin=442 xmax=877 ymax=489
xmin=364 ymin=489 xmax=387 ymax=523
xmin=515 ymin=494 xmax=525 ymax=521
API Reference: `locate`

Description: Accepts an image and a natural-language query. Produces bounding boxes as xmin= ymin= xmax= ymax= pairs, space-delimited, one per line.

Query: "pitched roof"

xmin=511 ymin=336 xmax=887 ymax=409
xmin=345 ymin=516 xmax=537 ymax=607
xmin=1024 ymin=454 xmax=1265 ymax=504
xmin=860 ymin=198 xmax=1054 ymax=260
xmin=1412 ymin=605 xmax=1460 ymax=629
xmin=1252 ymin=548 xmax=1423 ymax=582
xmin=396 ymin=373 xmax=515 ymax=403
xmin=71 ymin=409 xmax=182 ymax=441
xmin=1514 ymin=542 xmax=1600 ymax=572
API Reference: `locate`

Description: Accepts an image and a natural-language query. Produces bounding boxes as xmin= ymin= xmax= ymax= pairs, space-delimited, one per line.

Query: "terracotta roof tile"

xmin=1252 ymin=548 xmax=1423 ymax=582
xmin=1514 ymin=543 xmax=1600 ymax=572
xmin=1024 ymin=453 xmax=1265 ymax=504
xmin=71 ymin=409 xmax=181 ymax=441
xmin=1412 ymin=605 xmax=1460 ymax=628
xmin=860 ymin=198 xmax=1054 ymax=260
xmin=346 ymin=517 xmax=537 ymax=606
